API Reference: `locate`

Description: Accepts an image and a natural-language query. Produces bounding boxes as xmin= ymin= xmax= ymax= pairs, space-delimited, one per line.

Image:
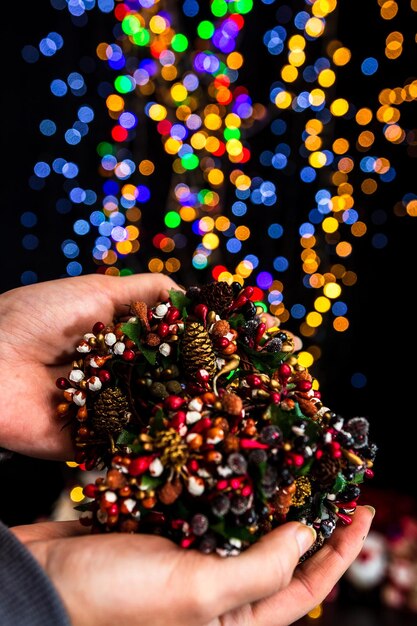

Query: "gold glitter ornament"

xmin=292 ymin=477 xmax=312 ymax=507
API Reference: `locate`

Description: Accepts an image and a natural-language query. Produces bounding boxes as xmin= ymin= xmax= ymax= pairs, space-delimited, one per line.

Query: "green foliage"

xmin=169 ymin=289 xmax=191 ymax=318
xmin=121 ymin=321 xmax=141 ymax=346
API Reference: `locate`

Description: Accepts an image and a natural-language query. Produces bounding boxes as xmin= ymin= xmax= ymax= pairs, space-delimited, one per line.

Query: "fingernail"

xmin=364 ymin=505 xmax=376 ymax=519
xmin=296 ymin=525 xmax=317 ymax=555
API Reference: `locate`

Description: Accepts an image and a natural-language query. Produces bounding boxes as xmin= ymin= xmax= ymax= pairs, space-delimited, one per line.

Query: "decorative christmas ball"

xmin=56 ymin=282 xmax=376 ymax=556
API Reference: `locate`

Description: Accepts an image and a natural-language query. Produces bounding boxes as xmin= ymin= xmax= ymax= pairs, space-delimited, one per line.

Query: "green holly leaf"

xmin=121 ymin=321 xmax=141 ymax=346
xmin=139 ymin=343 xmax=157 ymax=365
xmin=116 ymin=429 xmax=138 ymax=445
xmin=140 ymin=474 xmax=163 ymax=490
xmin=331 ymin=472 xmax=347 ymax=494
xmin=211 ymin=520 xmax=256 ymax=543
xmin=239 ymin=343 xmax=289 ymax=374
xmin=352 ymin=471 xmax=365 ymax=484
xmin=74 ymin=502 xmax=93 ymax=512
xmin=168 ymin=288 xmax=191 ymax=316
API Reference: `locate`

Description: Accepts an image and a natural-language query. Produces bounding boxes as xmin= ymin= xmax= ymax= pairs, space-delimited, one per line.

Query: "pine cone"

xmin=92 ymin=387 xmax=131 ymax=435
xmin=311 ymin=453 xmax=341 ymax=489
xmin=199 ymin=282 xmax=234 ymax=316
xmin=181 ymin=321 xmax=216 ymax=379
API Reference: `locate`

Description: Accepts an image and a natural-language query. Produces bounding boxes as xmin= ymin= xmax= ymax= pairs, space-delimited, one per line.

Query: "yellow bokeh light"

xmin=207 ymin=168 xmax=224 ymax=186
xmin=322 ymin=216 xmax=339 ymax=233
xmin=288 ymin=50 xmax=306 ymax=67
xmin=310 ymin=273 xmax=325 ymax=288
xmin=309 ymin=151 xmax=327 ymax=168
xmin=226 ymin=139 xmax=243 ymax=156
xmin=275 ymin=91 xmax=292 ymax=108
xmin=309 ymin=89 xmax=325 ymax=106
xmin=126 ymin=225 xmax=139 ymax=240
xmin=161 ymin=66 xmax=177 ymax=81
xmin=148 ymin=258 xmax=164 ymax=272
xmin=171 ymin=83 xmax=188 ymax=102
xmin=235 ymin=174 xmax=251 ymax=190
xmin=297 ymin=351 xmax=314 ymax=368
xmin=219 ymin=271 xmax=233 ymax=283
xmin=215 ymin=216 xmax=230 ymax=231
xmin=305 ymin=135 xmax=322 ymax=151
xmin=70 ymin=486 xmax=85 ymax=503
xmin=164 ymin=137 xmax=182 ymax=154
xmin=306 ymin=311 xmax=323 ymax=328
xmin=148 ymin=103 xmax=167 ymax=121
xmin=199 ymin=216 xmax=214 ymax=232
xmin=149 ymin=15 xmax=167 ymax=34
xmin=305 ymin=17 xmax=325 ymax=37
xmin=66 ymin=461 xmax=79 ymax=468
xmin=323 ymin=282 xmax=342 ymax=298
xmin=202 ymin=233 xmax=220 ymax=250
xmin=333 ymin=46 xmax=351 ymax=65
xmin=314 ymin=296 xmax=331 ymax=313
xmin=204 ymin=113 xmax=222 ymax=130
xmin=281 ymin=64 xmax=298 ymax=82
xmin=205 ymin=136 xmax=220 ymax=152
xmin=116 ymin=241 xmax=132 ymax=255
xmin=289 ymin=34 xmax=306 ymax=50
xmin=190 ymin=132 xmax=207 ymax=150
xmin=331 ymin=98 xmax=349 ymax=116
xmin=318 ymin=68 xmax=336 ymax=87
xmin=235 ymin=261 xmax=253 ymax=278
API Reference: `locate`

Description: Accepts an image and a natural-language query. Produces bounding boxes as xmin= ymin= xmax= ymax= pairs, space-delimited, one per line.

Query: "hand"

xmin=0 ymin=273 xmax=178 ymax=460
xmin=12 ymin=506 xmax=374 ymax=626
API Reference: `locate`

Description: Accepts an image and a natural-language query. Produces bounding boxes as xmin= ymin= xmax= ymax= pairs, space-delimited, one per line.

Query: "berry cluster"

xmin=56 ymin=281 xmax=376 ymax=556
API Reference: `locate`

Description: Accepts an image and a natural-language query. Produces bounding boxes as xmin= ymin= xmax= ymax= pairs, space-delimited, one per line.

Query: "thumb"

xmin=100 ymin=273 xmax=181 ymax=317
xmin=11 ymin=520 xmax=89 ymax=544
xmin=201 ymin=522 xmax=317 ymax=616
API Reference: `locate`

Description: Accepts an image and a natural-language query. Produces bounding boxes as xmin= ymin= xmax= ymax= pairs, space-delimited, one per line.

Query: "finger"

xmin=11 ymin=520 xmax=89 ymax=544
xmin=252 ymin=506 xmax=374 ymax=626
xmin=195 ymin=522 xmax=316 ymax=618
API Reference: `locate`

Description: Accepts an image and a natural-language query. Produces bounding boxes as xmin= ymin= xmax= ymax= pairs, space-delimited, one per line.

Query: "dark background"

xmin=1 ymin=1 xmax=416 ymax=623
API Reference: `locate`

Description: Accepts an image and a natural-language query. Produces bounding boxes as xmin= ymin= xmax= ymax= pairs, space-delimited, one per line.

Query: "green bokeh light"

xmin=211 ymin=0 xmax=227 ymax=18
xmin=224 ymin=127 xmax=241 ymax=140
xmin=165 ymin=211 xmax=181 ymax=228
xmin=181 ymin=153 xmax=199 ymax=170
xmin=115 ymin=76 xmax=135 ymax=94
xmin=197 ymin=20 xmax=215 ymax=39
xmin=171 ymin=33 xmax=189 ymax=52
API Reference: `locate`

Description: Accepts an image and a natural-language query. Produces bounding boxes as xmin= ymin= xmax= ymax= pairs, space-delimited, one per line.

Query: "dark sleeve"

xmin=0 ymin=521 xmax=71 ymax=626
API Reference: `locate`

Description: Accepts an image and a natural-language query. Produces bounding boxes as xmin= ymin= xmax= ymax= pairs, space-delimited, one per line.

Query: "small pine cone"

xmin=181 ymin=321 xmax=216 ymax=379
xmin=297 ymin=397 xmax=318 ymax=418
xmin=158 ymin=477 xmax=183 ymax=505
xmin=145 ymin=332 xmax=160 ymax=347
xmin=221 ymin=392 xmax=243 ymax=416
xmin=131 ymin=301 xmax=150 ymax=330
xmin=92 ymin=387 xmax=131 ymax=436
xmin=199 ymin=282 xmax=234 ymax=316
xmin=312 ymin=453 xmax=341 ymax=489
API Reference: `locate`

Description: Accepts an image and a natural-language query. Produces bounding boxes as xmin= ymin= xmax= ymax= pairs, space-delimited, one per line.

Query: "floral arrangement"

xmin=56 ymin=281 xmax=376 ymax=556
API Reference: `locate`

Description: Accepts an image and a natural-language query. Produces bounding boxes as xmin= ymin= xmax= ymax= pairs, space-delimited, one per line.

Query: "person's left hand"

xmin=12 ymin=506 xmax=374 ymax=626
xmin=0 ymin=273 xmax=179 ymax=460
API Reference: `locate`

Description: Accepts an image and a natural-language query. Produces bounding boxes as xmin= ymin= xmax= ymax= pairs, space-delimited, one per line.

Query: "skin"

xmin=0 ymin=274 xmax=375 ymax=626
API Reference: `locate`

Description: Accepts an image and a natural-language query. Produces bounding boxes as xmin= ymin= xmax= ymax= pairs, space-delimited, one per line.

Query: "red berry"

xmin=270 ymin=392 xmax=281 ymax=404
xmin=157 ymin=322 xmax=170 ymax=337
xmin=196 ymin=369 xmax=210 ymax=383
xmin=217 ymin=337 xmax=230 ymax=349
xmin=128 ymin=456 xmax=153 ymax=476
xmin=230 ymin=294 xmax=248 ymax=311
xmin=98 ymin=369 xmax=111 ymax=383
xmin=246 ymin=374 xmax=263 ymax=388
xmin=109 ymin=504 xmax=119 ymax=516
xmin=297 ymin=380 xmax=312 ymax=392
xmin=165 ymin=307 xmax=180 ymax=323
xmin=240 ymin=286 xmax=254 ymax=299
xmin=93 ymin=321 xmax=105 ymax=335
xmin=56 ymin=377 xmax=69 ymax=390
xmin=194 ymin=303 xmax=208 ymax=325
xmin=83 ymin=484 xmax=97 ymax=499
xmin=279 ymin=363 xmax=292 ymax=379
xmin=164 ymin=395 xmax=185 ymax=410
xmin=122 ymin=349 xmax=135 ymax=361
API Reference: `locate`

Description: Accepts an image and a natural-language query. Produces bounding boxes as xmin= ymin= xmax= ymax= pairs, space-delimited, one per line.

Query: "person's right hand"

xmin=13 ymin=506 xmax=374 ymax=626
